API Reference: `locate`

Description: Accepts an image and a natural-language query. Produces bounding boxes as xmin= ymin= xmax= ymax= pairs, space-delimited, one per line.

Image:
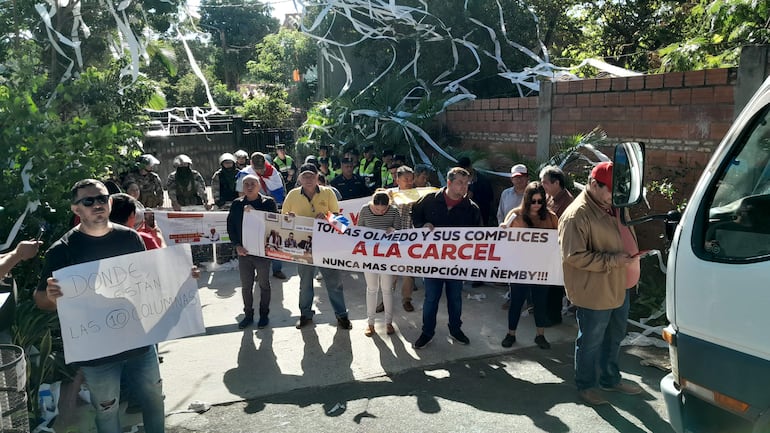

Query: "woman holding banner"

xmin=357 ymin=190 xmax=402 ymax=336
xmin=500 ymin=181 xmax=558 ymax=349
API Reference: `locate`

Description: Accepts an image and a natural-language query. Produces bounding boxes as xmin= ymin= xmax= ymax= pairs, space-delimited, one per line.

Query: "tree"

xmin=199 ymin=0 xmax=279 ymax=90
xmin=659 ymin=0 xmax=770 ymax=71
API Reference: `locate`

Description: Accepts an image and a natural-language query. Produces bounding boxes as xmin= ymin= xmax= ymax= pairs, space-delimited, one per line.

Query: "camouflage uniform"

xmin=124 ymin=170 xmax=164 ymax=208
xmin=167 ymin=169 xmax=208 ymax=207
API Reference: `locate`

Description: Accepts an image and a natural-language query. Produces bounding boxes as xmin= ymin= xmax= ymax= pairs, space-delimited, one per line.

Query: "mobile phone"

xmin=145 ymin=211 xmax=156 ymax=228
xmin=36 ymin=224 xmax=46 ymax=241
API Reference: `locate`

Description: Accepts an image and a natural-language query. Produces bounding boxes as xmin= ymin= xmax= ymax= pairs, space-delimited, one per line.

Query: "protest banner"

xmin=53 ymin=244 xmax=205 ymax=364
xmin=240 ymin=210 xmax=564 ymax=285
xmin=154 ymin=210 xmax=230 ymax=245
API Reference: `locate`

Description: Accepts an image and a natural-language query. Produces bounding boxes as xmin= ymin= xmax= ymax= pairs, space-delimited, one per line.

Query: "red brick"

xmin=522 ymin=110 xmax=537 ymax=121
xmin=687 ymin=151 xmax=711 ymax=168
xmin=627 ymin=76 xmax=644 ymax=90
xmin=604 ymin=93 xmax=620 ymax=106
xmin=651 ymin=90 xmax=671 ymax=105
xmin=611 ymin=77 xmax=628 ymax=91
xmin=481 ymin=99 xmax=490 ymax=110
xmin=635 ymin=90 xmax=654 ymax=105
xmin=596 ymin=78 xmax=612 ymax=91
xmin=526 ymin=97 xmax=539 ymax=108
xmin=666 ymin=151 xmax=687 ymax=166
xmin=619 ymin=92 xmax=636 ymax=107
xmin=561 ymin=94 xmax=576 ymax=107
xmin=705 ymin=68 xmax=729 ymax=85
xmin=568 ymin=107 xmax=583 ymax=120
xmin=671 ymin=88 xmax=691 ymax=105
xmin=713 ymin=86 xmax=734 ymax=104
xmin=471 ymin=100 xmax=483 ymax=110
xmin=569 ymin=80 xmax=583 ymax=93
xmin=659 ymin=106 xmax=681 ymax=121
xmin=684 ymin=70 xmax=706 ymax=87
xmin=647 ymin=151 xmax=666 ymax=168
xmin=664 ymin=72 xmax=684 ymax=88
xmin=590 ymin=93 xmax=605 ymax=106
xmin=511 ymin=110 xmax=522 ymax=121
xmin=625 ymin=106 xmax=643 ymax=121
xmin=691 ymin=87 xmax=714 ymax=104
xmin=492 ymin=110 xmax=503 ymax=121
xmin=576 ymin=93 xmax=591 ymax=107
xmin=641 ymin=106 xmax=660 ymax=121
xmin=710 ymin=122 xmax=731 ymax=140
xmin=583 ymin=79 xmax=597 ymax=93
xmin=555 ymin=81 xmax=571 ymax=94
xmin=489 ymin=99 xmax=500 ymax=109
xmin=645 ymin=74 xmax=665 ymax=89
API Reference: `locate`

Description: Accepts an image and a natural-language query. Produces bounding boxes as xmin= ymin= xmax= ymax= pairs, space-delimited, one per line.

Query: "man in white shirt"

xmin=496 ymin=164 xmax=529 ymax=224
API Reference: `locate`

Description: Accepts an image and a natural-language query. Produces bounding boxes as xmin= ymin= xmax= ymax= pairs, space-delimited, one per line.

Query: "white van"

xmin=614 ymin=75 xmax=770 ymax=433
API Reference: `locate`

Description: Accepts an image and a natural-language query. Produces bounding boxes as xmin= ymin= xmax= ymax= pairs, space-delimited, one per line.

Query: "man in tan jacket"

xmin=558 ymin=161 xmax=643 ymax=406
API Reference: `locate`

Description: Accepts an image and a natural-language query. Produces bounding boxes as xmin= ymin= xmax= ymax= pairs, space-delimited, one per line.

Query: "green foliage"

xmin=658 ymin=0 xmax=769 ymax=71
xmin=236 ymin=83 xmax=291 ymax=125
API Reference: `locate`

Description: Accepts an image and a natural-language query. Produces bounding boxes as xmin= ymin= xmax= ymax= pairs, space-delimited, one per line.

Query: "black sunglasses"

xmin=73 ymin=194 xmax=109 ymax=207
xmin=531 ymin=199 xmax=545 ymax=205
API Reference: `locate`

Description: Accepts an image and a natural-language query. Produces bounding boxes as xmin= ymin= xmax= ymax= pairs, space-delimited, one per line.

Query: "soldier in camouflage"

xmin=211 ymin=152 xmax=239 ymax=209
xmin=167 ymin=154 xmax=212 ymax=210
xmin=123 ymin=154 xmax=164 ymax=208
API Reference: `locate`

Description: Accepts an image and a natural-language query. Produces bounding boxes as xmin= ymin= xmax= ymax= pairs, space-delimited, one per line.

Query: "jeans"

xmin=364 ymin=272 xmax=395 ymax=325
xmin=297 ymin=264 xmax=348 ymax=319
xmin=422 ymin=278 xmax=463 ymax=338
xmin=507 ymin=283 xmax=548 ymax=331
xmin=239 ymin=255 xmax=272 ymax=316
xmin=574 ymin=290 xmax=631 ymax=391
xmin=272 ymin=260 xmax=282 ymax=273
xmin=81 ymin=346 xmax=164 ymax=433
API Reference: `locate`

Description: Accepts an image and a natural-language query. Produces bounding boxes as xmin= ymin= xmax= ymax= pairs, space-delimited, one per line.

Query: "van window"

xmin=702 ymin=106 xmax=770 ymax=260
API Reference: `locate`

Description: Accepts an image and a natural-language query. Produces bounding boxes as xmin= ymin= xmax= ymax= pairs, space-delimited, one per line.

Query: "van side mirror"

xmin=613 ymin=142 xmax=645 ymax=207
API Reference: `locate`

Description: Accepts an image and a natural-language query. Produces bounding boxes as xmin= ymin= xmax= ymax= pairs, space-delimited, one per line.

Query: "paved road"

xmin=51 ymin=261 xmax=674 ymax=433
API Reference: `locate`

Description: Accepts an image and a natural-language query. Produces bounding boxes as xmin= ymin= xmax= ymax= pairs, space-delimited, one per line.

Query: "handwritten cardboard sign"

xmin=53 ymin=244 xmax=204 ymax=364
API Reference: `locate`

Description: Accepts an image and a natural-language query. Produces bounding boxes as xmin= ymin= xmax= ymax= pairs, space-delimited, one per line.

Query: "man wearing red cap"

xmin=558 ymin=161 xmax=643 ymax=406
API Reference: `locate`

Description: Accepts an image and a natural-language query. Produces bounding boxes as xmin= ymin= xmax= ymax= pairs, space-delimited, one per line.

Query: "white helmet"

xmin=219 ymin=153 xmax=236 ymax=165
xmin=173 ymin=154 xmax=193 ymax=167
xmin=234 ymin=150 xmax=249 ymax=159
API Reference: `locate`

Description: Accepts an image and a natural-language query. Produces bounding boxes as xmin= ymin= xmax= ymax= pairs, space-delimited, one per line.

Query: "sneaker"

xmin=403 ymin=300 xmax=415 ymax=312
xmin=386 ymin=323 xmax=395 ymax=335
xmin=534 ymin=334 xmax=551 ymax=349
xmin=413 ymin=333 xmax=432 ymax=349
xmin=337 ymin=317 xmax=352 ymax=330
xmin=601 ymin=380 xmax=642 ymax=395
xmin=272 ymin=271 xmax=287 ymax=280
xmin=315 ymin=272 xmax=323 ymax=280
xmin=257 ymin=316 xmax=269 ymax=329
xmin=579 ymin=388 xmax=609 ymax=406
xmin=238 ymin=315 xmax=254 ymax=329
xmin=295 ymin=316 xmax=312 ymax=329
xmin=450 ymin=329 xmax=470 ymax=345
xmin=375 ymin=302 xmax=385 ymax=313
xmin=501 ymin=334 xmax=516 ymax=348
xmin=364 ymin=325 xmax=375 ymax=337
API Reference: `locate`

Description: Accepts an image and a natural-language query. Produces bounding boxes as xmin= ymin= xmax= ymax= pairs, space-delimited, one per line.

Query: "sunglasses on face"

xmin=73 ymin=194 xmax=109 ymax=207
xmin=531 ymin=199 xmax=545 ymax=205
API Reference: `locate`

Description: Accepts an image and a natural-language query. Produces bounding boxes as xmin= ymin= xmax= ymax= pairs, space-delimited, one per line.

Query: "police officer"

xmin=212 ymin=153 xmax=239 ymax=209
xmin=272 ymin=144 xmax=297 ymax=190
xmin=123 ymin=154 xmax=164 ymax=208
xmin=358 ymin=145 xmax=382 ymax=192
xmin=167 ymin=154 xmax=211 ymax=211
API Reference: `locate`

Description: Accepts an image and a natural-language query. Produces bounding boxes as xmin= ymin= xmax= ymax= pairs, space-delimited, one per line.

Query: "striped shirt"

xmin=357 ymin=204 xmax=402 ymax=231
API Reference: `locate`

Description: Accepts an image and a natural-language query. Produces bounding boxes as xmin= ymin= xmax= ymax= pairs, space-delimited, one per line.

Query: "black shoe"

xmin=501 ymin=334 xmax=516 ymax=348
xmin=238 ymin=315 xmax=254 ymax=329
xmin=337 ymin=317 xmax=352 ymax=330
xmin=273 ymin=271 xmax=287 ymax=280
xmin=413 ymin=333 xmax=432 ymax=349
xmin=535 ymin=334 xmax=551 ymax=349
xmin=257 ymin=316 xmax=269 ymax=328
xmin=295 ymin=316 xmax=312 ymax=329
xmin=450 ymin=329 xmax=470 ymax=345
xmin=375 ymin=302 xmax=385 ymax=313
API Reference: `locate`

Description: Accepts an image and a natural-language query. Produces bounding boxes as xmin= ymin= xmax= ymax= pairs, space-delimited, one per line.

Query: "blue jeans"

xmin=297 ymin=264 xmax=348 ymax=319
xmin=574 ymin=290 xmax=630 ymax=391
xmin=80 ymin=346 xmax=164 ymax=433
xmin=422 ymin=278 xmax=463 ymax=338
xmin=507 ymin=283 xmax=548 ymax=331
xmin=272 ymin=260 xmax=282 ymax=273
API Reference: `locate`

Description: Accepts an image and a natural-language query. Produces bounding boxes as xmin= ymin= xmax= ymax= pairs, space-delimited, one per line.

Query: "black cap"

xmin=341 ymin=158 xmax=356 ymax=165
xmin=299 ymin=163 xmax=318 ymax=175
xmin=276 ymin=143 xmax=286 ymax=149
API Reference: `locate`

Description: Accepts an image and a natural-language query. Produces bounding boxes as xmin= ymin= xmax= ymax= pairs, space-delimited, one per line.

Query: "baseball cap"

xmin=591 ymin=161 xmax=613 ymax=186
xmin=299 ymin=163 xmax=318 ymax=175
xmin=251 ymin=152 xmax=266 ymax=169
xmin=341 ymin=158 xmax=355 ymax=165
xmin=511 ymin=164 xmax=528 ymax=177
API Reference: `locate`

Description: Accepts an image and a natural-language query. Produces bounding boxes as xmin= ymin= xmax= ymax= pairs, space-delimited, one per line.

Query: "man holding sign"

xmin=282 ymin=163 xmax=352 ymax=330
xmin=35 ymin=179 xmax=168 ymax=433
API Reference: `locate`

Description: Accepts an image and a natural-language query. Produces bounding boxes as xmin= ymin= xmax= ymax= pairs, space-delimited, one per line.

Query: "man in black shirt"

xmin=226 ymin=174 xmax=279 ymax=329
xmin=36 ymin=179 xmax=169 ymax=433
xmin=330 ymin=158 xmax=370 ymax=200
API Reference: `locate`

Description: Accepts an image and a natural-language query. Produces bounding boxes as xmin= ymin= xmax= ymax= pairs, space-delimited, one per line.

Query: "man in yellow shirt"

xmin=282 ymin=163 xmax=352 ymax=330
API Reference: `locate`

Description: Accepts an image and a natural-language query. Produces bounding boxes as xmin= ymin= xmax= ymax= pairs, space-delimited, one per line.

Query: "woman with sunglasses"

xmin=356 ymin=189 xmax=402 ymax=336
xmin=500 ymin=181 xmax=558 ymax=349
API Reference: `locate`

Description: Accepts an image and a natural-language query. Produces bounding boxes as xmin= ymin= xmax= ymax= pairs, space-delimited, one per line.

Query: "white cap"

xmin=510 ymin=164 xmax=528 ymax=177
